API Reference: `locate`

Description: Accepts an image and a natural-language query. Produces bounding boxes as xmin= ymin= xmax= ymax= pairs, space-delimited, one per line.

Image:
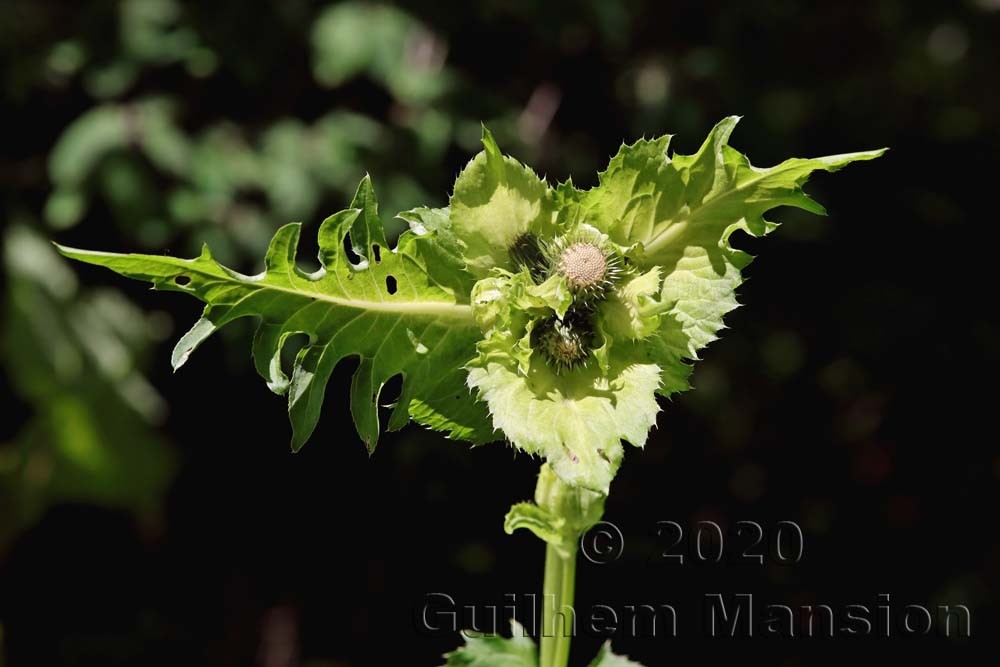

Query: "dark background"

xmin=1 ymin=1 xmax=997 ymax=665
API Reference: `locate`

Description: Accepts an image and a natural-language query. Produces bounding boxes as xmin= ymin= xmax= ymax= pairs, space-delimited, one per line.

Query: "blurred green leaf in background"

xmin=1 ymin=224 xmax=173 ymax=545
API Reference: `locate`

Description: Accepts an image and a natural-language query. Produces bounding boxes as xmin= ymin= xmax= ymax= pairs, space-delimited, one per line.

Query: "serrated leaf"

xmin=57 ymin=177 xmax=496 ymax=451
xmin=450 ymin=127 xmax=556 ymax=277
xmin=442 ymin=621 xmax=538 ymax=667
xmin=468 ymin=349 xmax=662 ymax=494
xmin=583 ymin=116 xmax=886 ymax=361
xmin=586 ymin=642 xmax=645 ymax=667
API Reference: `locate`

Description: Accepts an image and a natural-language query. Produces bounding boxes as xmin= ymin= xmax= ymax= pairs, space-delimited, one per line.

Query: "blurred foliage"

xmin=312 ymin=2 xmax=453 ymax=103
xmin=45 ymin=97 xmax=394 ymax=261
xmin=1 ymin=225 xmax=173 ymax=545
xmin=38 ymin=0 xmax=472 ymax=265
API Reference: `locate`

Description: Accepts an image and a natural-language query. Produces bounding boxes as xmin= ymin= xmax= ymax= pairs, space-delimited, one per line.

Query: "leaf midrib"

xmin=58 ymin=245 xmax=476 ymax=322
xmin=640 ymin=170 xmax=767 ymax=257
xmin=641 ymin=150 xmax=880 ymax=257
xmin=223 ymin=271 xmax=476 ymax=321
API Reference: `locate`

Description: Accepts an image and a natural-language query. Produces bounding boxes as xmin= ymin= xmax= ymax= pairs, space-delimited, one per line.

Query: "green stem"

xmin=540 ymin=544 xmax=561 ymax=667
xmin=540 ymin=543 xmax=577 ymax=667
xmin=552 ymin=548 xmax=576 ymax=667
xmin=509 ymin=464 xmax=598 ymax=667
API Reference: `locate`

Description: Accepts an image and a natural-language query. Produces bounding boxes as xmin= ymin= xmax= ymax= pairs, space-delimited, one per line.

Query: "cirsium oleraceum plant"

xmin=58 ymin=117 xmax=884 ymax=666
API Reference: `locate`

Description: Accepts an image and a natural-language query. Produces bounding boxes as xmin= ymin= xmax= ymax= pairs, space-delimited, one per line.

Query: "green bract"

xmin=459 ymin=119 xmax=883 ymax=493
xmin=58 ymin=117 xmax=884 ymax=496
xmin=505 ymin=463 xmax=605 ymax=558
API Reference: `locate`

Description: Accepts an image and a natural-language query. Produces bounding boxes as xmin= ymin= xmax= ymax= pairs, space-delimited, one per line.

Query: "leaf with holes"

xmin=57 ymin=177 xmax=496 ymax=450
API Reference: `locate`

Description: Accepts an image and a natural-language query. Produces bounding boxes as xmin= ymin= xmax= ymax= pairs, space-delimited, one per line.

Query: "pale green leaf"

xmin=450 ymin=127 xmax=556 ymax=276
xmin=601 ymin=267 xmax=663 ymax=341
xmin=468 ymin=351 xmax=662 ymax=494
xmin=583 ymin=116 xmax=886 ymax=360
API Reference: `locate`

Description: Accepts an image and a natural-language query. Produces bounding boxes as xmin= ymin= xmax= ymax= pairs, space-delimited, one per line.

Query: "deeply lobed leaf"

xmin=58 ymin=177 xmax=495 ymax=451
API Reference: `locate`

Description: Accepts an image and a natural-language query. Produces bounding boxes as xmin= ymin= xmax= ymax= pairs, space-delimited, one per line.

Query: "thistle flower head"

xmin=545 ymin=229 xmax=623 ymax=301
xmin=560 ymin=243 xmax=606 ymax=286
xmin=534 ymin=312 xmax=593 ymax=372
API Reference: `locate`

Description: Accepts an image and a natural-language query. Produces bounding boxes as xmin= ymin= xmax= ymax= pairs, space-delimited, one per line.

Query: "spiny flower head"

xmin=534 ymin=311 xmax=594 ymax=372
xmin=545 ymin=228 xmax=624 ymax=302
xmin=508 ymin=232 xmax=547 ymax=281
